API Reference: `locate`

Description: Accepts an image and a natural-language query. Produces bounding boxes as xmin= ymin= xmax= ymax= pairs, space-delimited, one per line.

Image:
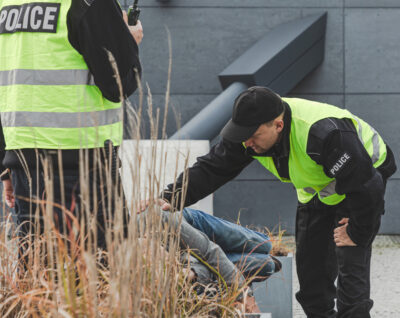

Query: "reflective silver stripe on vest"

xmin=353 ymin=116 xmax=380 ymax=164
xmin=319 ymin=180 xmax=337 ymax=198
xmin=0 ymin=69 xmax=95 ymax=86
xmin=302 ymin=180 xmax=337 ymax=200
xmin=369 ymin=126 xmax=380 ymax=163
xmin=1 ymin=108 xmax=122 ymax=128
xmin=304 ymin=187 xmax=316 ymax=195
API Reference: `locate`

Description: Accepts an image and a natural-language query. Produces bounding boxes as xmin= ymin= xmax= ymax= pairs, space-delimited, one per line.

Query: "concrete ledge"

xmin=253 ymin=255 xmax=293 ymax=318
xmin=244 ymin=314 xmax=272 ymax=318
xmin=120 ymin=140 xmax=213 ymax=213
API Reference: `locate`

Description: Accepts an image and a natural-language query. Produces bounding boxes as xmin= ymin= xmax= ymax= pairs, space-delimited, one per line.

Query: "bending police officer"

xmin=162 ymin=86 xmax=397 ymax=318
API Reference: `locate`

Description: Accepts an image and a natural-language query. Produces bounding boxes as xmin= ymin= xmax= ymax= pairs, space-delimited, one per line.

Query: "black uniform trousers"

xmin=295 ymin=196 xmax=381 ymax=318
xmin=12 ymin=164 xmax=126 ymax=254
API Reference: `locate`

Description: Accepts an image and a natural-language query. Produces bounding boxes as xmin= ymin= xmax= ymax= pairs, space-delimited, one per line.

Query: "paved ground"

xmin=290 ymin=236 xmax=400 ymax=318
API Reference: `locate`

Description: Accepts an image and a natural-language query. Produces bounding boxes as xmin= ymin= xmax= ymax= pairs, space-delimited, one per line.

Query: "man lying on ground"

xmin=137 ymin=206 xmax=282 ymax=313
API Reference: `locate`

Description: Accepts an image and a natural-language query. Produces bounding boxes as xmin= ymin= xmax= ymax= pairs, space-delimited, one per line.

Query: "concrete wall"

xmin=124 ymin=0 xmax=400 ymax=234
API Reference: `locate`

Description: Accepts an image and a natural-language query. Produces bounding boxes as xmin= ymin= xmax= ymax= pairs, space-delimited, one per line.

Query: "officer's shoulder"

xmin=68 ymin=0 xmax=94 ymax=22
xmin=309 ymin=117 xmax=355 ymax=141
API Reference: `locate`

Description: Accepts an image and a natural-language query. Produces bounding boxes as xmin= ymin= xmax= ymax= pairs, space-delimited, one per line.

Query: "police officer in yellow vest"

xmin=0 ymin=0 xmax=142 ymax=249
xmin=162 ymin=86 xmax=397 ymax=318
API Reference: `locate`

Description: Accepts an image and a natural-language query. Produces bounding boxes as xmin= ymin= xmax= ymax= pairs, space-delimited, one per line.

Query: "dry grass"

xmin=265 ymin=226 xmax=293 ymax=257
xmin=235 ymin=213 xmax=293 ymax=257
xmin=0 ymin=209 xmax=244 ymax=317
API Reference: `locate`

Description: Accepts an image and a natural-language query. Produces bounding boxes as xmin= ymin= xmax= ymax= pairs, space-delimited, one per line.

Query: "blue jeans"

xmin=182 ymin=208 xmax=275 ymax=281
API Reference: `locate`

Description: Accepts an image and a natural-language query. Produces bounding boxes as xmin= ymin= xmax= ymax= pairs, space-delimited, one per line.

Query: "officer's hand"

xmin=160 ymin=199 xmax=171 ymax=211
xmin=3 ymin=179 xmax=15 ymax=208
xmin=334 ymin=218 xmax=357 ymax=247
xmin=122 ymin=11 xmax=143 ymax=44
xmin=137 ymin=199 xmax=171 ymax=214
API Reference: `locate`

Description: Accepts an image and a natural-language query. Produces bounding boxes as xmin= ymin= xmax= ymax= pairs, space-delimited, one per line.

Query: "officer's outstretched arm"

xmin=162 ymin=139 xmax=253 ymax=210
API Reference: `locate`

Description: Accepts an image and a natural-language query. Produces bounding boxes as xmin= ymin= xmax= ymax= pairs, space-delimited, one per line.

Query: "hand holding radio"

xmin=123 ymin=10 xmax=143 ymax=44
xmin=128 ymin=0 xmax=141 ymax=26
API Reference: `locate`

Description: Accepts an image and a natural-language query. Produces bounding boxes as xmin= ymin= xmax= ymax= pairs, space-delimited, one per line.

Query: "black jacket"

xmin=0 ymin=0 xmax=141 ymax=176
xmin=163 ymin=102 xmax=397 ymax=247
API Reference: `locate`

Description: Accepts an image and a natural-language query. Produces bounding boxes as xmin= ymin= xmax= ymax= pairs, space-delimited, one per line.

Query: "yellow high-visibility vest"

xmin=252 ymin=98 xmax=387 ymax=205
xmin=0 ymin=0 xmax=123 ymax=150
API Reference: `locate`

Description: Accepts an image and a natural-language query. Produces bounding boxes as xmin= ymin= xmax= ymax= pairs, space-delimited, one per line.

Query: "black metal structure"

xmin=170 ymin=12 xmax=327 ymax=140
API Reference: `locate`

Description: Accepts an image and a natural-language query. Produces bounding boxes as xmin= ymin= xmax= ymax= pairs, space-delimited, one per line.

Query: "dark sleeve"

xmin=162 ymin=139 xmax=254 ymax=209
xmin=0 ymin=122 xmax=9 ymax=180
xmin=307 ymin=117 xmax=385 ymax=247
xmin=67 ymin=0 xmax=141 ymax=102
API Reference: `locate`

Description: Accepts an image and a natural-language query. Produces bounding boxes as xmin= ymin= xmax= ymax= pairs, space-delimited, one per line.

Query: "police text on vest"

xmin=0 ymin=3 xmax=60 ymax=34
xmin=330 ymin=153 xmax=351 ymax=176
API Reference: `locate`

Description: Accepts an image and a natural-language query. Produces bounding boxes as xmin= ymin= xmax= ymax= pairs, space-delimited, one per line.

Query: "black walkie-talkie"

xmin=128 ymin=0 xmax=141 ymax=26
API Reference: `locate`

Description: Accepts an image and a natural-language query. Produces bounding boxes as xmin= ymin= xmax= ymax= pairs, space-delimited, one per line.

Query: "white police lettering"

xmin=0 ymin=3 xmax=60 ymax=34
xmin=43 ymin=6 xmax=58 ymax=30
xmin=30 ymin=6 xmax=43 ymax=30
xmin=330 ymin=153 xmax=351 ymax=176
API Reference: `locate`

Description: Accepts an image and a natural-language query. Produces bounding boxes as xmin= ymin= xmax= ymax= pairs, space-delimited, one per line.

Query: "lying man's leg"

xmin=137 ymin=207 xmax=245 ymax=288
xmin=137 ymin=207 xmax=278 ymax=313
xmin=182 ymin=208 xmax=281 ymax=280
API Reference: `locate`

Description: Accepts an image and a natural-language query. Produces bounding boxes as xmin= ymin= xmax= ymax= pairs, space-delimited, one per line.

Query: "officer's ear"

xmin=275 ymin=119 xmax=284 ymax=132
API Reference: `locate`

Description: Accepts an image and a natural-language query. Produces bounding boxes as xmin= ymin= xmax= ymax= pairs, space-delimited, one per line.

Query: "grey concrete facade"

xmin=124 ymin=0 xmax=400 ymax=234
